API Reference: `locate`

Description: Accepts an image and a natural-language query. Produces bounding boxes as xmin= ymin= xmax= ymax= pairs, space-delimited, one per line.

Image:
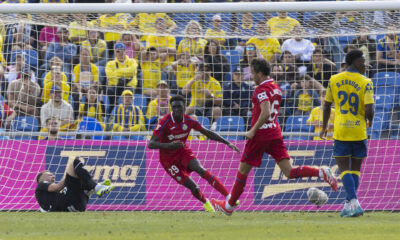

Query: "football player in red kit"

xmin=148 ymin=95 xmax=240 ymax=212
xmin=211 ymin=58 xmax=338 ymax=215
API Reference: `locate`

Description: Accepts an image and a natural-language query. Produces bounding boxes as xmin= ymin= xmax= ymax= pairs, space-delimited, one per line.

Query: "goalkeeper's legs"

xmin=187 ymin=158 xmax=229 ymax=197
xmin=67 ymin=157 xmax=114 ymax=197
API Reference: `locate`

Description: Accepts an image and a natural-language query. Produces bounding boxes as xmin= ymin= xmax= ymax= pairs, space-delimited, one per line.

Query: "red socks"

xmin=289 ymin=166 xmax=319 ymax=179
xmin=202 ymin=171 xmax=229 ymax=197
xmin=228 ymin=171 xmax=248 ymax=206
xmin=191 ymin=189 xmax=207 ymax=203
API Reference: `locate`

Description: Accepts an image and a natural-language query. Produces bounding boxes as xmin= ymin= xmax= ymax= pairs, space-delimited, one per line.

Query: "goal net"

xmin=0 ymin=2 xmax=399 ymax=212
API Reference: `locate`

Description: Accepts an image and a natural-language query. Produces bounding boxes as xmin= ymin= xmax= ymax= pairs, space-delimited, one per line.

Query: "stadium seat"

xmin=196 ymin=116 xmax=210 ymax=130
xmin=374 ymin=94 xmax=395 ymax=111
xmin=78 ymin=117 xmax=106 ymax=140
xmin=12 ymin=116 xmax=39 ymax=140
xmin=216 ymin=116 xmax=245 ymax=140
xmin=373 ymin=72 xmax=400 ymax=87
xmin=10 ymin=49 xmax=38 ymax=69
xmin=220 ymin=50 xmax=240 ymax=72
xmin=367 ymin=114 xmax=385 ymax=139
xmin=173 ymin=13 xmax=201 ymax=34
xmin=0 ymin=128 xmax=9 ymax=140
xmin=284 ymin=116 xmax=313 ymax=140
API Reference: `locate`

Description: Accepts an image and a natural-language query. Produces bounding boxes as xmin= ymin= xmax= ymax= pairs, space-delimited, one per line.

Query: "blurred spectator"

xmin=182 ymin=63 xmax=222 ymax=125
xmin=110 ymin=89 xmax=146 ymax=134
xmin=222 ymin=66 xmax=253 ymax=117
xmin=205 ymin=14 xmax=226 ymax=46
xmin=171 ymin=52 xmax=196 ymax=90
xmin=247 ymin=21 xmax=281 ymax=63
xmin=105 ymin=42 xmax=138 ymax=107
xmin=306 ymin=48 xmax=337 ymax=88
xmin=40 ymin=86 xmax=74 ymax=129
xmin=146 ymin=17 xmax=176 ymax=70
xmin=42 ymin=117 xmax=60 ymax=140
xmin=121 ymin=33 xmax=142 ymax=60
xmin=281 ymin=26 xmax=315 ymax=63
xmin=240 ymin=43 xmax=262 ymax=83
xmin=280 ymin=51 xmax=301 ymax=89
xmin=78 ymin=85 xmax=106 ymax=130
xmin=146 ymin=80 xmax=171 ymax=129
xmin=7 ymin=67 xmax=40 ymax=117
xmin=267 ymin=12 xmax=300 ymax=38
xmin=81 ymin=29 xmax=108 ymax=86
xmin=177 ymin=20 xmax=207 ymax=60
xmin=7 ymin=53 xmax=36 ymax=84
xmin=140 ymin=46 xmax=166 ymax=98
xmin=204 ymin=40 xmax=230 ymax=83
xmin=42 ymin=56 xmax=66 ymax=87
xmin=376 ymin=27 xmax=400 ymax=73
xmin=73 ymin=48 xmax=99 ymax=106
xmin=335 ymin=11 xmax=361 ymax=30
xmin=99 ymin=13 xmax=129 ymax=58
xmin=69 ymin=14 xmax=89 ymax=45
xmin=7 ymin=21 xmax=38 ymax=52
xmin=39 ymin=26 xmax=58 ymax=59
xmin=271 ymin=64 xmax=291 ymax=122
xmin=0 ymin=98 xmax=16 ymax=129
xmin=235 ymin=12 xmax=256 ymax=55
xmin=307 ymin=90 xmax=335 ymax=140
xmin=293 ymin=77 xmax=321 ymax=116
xmin=129 ymin=12 xmax=176 ymax=42
xmin=42 ymin=65 xmax=71 ymax=104
xmin=350 ymin=26 xmax=376 ymax=66
xmin=44 ymin=27 xmax=77 ymax=79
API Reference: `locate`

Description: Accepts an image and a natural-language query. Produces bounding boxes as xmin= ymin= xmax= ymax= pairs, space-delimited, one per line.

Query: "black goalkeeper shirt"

xmin=35 ymin=181 xmax=68 ymax=212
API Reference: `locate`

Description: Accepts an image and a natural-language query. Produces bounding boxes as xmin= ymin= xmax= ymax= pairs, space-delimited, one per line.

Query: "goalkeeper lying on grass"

xmin=35 ymin=157 xmax=114 ymax=212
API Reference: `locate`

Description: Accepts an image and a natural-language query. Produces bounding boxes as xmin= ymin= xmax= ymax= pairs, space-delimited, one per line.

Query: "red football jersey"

xmin=251 ymin=78 xmax=283 ymax=140
xmin=153 ymin=113 xmax=202 ymax=156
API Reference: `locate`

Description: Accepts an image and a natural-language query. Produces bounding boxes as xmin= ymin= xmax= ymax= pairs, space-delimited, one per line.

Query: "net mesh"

xmin=0 ymin=5 xmax=399 ymax=212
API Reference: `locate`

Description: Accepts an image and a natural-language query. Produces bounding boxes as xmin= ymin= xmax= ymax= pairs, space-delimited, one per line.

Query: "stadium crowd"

xmin=0 ymin=0 xmax=397 ymax=140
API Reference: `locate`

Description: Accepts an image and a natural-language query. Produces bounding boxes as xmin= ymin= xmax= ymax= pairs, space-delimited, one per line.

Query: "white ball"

xmin=307 ymin=187 xmax=328 ymax=207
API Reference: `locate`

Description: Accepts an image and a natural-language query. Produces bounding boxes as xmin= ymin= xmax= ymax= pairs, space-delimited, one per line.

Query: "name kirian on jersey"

xmin=336 ymin=79 xmax=361 ymax=91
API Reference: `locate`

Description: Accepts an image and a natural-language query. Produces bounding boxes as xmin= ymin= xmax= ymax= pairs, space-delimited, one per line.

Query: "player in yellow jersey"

xmin=320 ymin=49 xmax=374 ymax=218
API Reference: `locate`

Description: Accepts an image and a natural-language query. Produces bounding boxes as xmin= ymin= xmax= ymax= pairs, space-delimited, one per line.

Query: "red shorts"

xmin=159 ymin=147 xmax=197 ymax=184
xmin=241 ymin=136 xmax=290 ymax=167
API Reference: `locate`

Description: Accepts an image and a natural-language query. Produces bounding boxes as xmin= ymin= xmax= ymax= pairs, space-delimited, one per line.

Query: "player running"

xmin=211 ymin=58 xmax=338 ymax=215
xmin=320 ymin=49 xmax=374 ymax=217
xmin=35 ymin=157 xmax=114 ymax=212
xmin=148 ymin=95 xmax=240 ymax=212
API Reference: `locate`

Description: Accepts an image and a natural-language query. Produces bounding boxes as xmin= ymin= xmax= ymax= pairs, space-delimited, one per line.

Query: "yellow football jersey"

xmin=176 ymin=64 xmax=195 ymax=89
xmin=325 ymin=70 xmax=374 ymax=141
xmin=189 ymin=76 xmax=222 ymax=107
xmin=307 ymin=106 xmax=335 ymax=140
xmin=266 ymin=16 xmax=300 ymax=37
xmin=246 ymin=37 xmax=281 ymax=61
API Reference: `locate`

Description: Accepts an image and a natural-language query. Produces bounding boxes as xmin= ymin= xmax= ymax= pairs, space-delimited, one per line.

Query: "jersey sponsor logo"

xmin=168 ymin=133 xmax=189 ymax=140
xmin=254 ymin=145 xmax=343 ymax=205
xmin=257 ymin=91 xmax=268 ymax=101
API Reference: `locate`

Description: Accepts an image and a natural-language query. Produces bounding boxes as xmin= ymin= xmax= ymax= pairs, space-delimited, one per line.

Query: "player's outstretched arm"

xmin=320 ymin=100 xmax=332 ymax=140
xmin=148 ymin=134 xmax=184 ymax=150
xmin=199 ymin=127 xmax=240 ymax=153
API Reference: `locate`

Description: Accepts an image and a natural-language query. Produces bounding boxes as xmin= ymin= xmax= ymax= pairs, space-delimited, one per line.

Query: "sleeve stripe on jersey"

xmin=158 ymin=119 xmax=171 ymax=136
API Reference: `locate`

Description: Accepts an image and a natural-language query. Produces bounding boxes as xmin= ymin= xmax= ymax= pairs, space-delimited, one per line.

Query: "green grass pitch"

xmin=0 ymin=212 xmax=399 ymax=240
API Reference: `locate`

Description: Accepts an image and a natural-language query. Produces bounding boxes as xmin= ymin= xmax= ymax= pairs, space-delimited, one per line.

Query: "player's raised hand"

xmin=168 ymin=142 xmax=184 ymax=149
xmin=319 ymin=128 xmax=328 ymax=140
xmin=228 ymin=143 xmax=240 ymax=154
